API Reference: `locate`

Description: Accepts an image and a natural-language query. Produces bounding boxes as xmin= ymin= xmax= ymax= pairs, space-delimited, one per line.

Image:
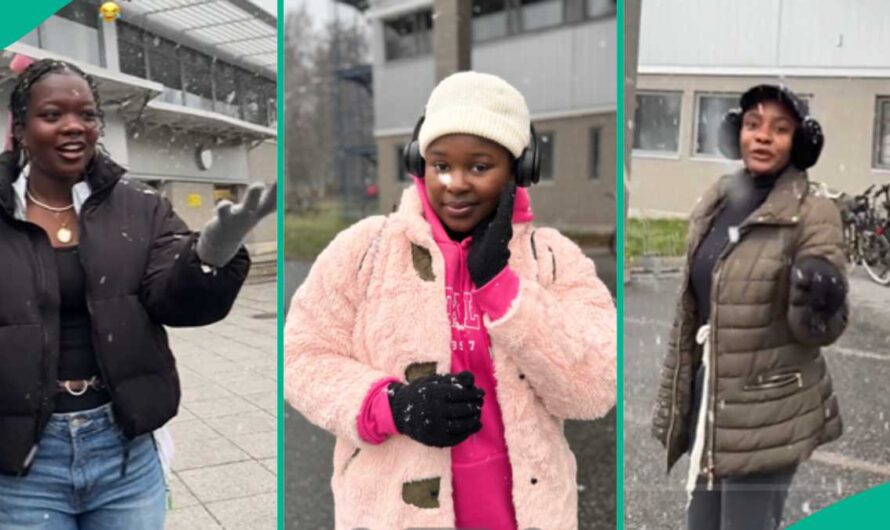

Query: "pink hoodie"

xmin=357 ymin=179 xmax=534 ymax=530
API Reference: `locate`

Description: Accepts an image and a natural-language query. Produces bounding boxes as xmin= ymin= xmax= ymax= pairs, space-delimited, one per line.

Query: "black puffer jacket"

xmin=0 ymin=152 xmax=249 ymax=475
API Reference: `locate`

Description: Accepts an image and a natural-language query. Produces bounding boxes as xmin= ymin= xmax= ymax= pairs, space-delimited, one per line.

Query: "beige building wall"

xmin=162 ymin=181 xmax=217 ymax=230
xmin=630 ymin=74 xmax=890 ymax=217
xmin=245 ymin=140 xmax=278 ymax=254
xmin=377 ymin=111 xmax=616 ymax=234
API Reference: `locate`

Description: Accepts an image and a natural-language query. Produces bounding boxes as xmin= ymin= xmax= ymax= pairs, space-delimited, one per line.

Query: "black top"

xmin=690 ymin=171 xmax=781 ymax=327
xmin=54 ymin=246 xmax=110 ymax=412
xmin=0 ymin=150 xmax=249 ymax=476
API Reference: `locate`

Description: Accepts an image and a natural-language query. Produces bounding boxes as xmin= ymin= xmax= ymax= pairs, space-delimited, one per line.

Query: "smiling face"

xmin=423 ymin=134 xmax=513 ymax=234
xmin=739 ymin=99 xmax=798 ymax=176
xmin=17 ymin=72 xmax=100 ymax=182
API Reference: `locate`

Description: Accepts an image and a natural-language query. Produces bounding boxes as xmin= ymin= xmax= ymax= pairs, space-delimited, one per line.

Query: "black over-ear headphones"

xmin=402 ymin=115 xmax=541 ymax=187
xmin=717 ymin=84 xmax=824 ymax=170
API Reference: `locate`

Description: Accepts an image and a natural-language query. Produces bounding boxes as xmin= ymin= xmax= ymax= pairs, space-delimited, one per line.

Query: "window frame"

xmin=396 ymin=143 xmax=409 ymax=182
xmin=383 ymin=9 xmax=434 ymax=62
xmin=589 ymin=126 xmax=601 ymax=179
xmin=691 ymin=91 xmax=741 ymax=159
xmin=537 ymin=130 xmax=556 ymax=182
xmin=873 ymin=96 xmax=890 ymax=170
xmin=632 ymin=90 xmax=683 ymax=156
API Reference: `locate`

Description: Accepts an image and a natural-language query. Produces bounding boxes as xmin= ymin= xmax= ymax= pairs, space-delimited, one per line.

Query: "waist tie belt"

xmin=686 ymin=324 xmax=712 ymax=507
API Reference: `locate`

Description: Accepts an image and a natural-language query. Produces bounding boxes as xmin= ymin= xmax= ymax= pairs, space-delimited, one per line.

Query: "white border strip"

xmin=366 ymin=0 xmax=434 ymax=20
xmin=638 ymin=65 xmax=890 ymax=79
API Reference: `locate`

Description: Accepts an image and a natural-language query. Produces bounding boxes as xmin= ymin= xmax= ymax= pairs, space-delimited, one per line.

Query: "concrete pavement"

xmin=623 ymin=268 xmax=890 ymax=529
xmin=163 ymin=279 xmax=278 ymax=530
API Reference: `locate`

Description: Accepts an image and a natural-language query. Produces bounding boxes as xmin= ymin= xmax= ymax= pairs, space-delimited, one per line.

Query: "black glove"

xmin=790 ymin=257 xmax=846 ymax=315
xmin=468 ymin=184 xmax=516 ymax=287
xmin=388 ymin=371 xmax=484 ymax=448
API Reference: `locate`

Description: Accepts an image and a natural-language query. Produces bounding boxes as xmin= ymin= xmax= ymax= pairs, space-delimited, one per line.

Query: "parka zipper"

xmin=28 ymin=239 xmax=50 ymax=471
xmin=664 ymin=304 xmax=684 ymax=470
xmin=703 ymin=216 xmax=800 ymax=487
xmin=76 ymin=198 xmax=115 ymax=418
xmin=743 ymin=371 xmax=803 ymax=391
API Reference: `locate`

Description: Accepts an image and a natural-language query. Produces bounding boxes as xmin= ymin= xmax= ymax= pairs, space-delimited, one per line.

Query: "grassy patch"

xmin=284 ymin=202 xmax=351 ymax=260
xmin=626 ymin=218 xmax=688 ymax=260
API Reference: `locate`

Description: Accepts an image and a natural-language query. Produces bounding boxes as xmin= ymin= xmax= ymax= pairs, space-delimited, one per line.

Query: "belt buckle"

xmin=58 ymin=377 xmax=100 ymax=396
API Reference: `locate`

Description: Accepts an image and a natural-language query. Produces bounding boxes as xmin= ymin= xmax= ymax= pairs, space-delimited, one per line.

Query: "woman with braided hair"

xmin=0 ymin=58 xmax=275 ymax=528
xmin=651 ymin=84 xmax=848 ymax=530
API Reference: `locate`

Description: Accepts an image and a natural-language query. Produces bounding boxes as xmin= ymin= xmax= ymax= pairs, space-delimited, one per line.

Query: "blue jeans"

xmin=0 ymin=404 xmax=167 ymax=529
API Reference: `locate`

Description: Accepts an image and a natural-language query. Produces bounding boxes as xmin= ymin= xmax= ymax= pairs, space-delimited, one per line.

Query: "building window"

xmin=181 ymin=48 xmax=214 ymax=112
xmin=57 ymin=1 xmax=100 ymax=29
xmin=214 ymin=62 xmax=242 ymax=120
xmin=633 ymin=92 xmax=682 ymax=153
xmin=117 ymin=23 xmax=147 ymax=79
xmin=587 ymin=0 xmax=616 ymax=18
xmin=694 ymin=93 xmax=739 ymax=157
xmin=396 ymin=144 xmax=410 ymax=181
xmin=472 ymin=0 xmax=509 ymax=41
xmin=874 ymin=97 xmax=890 ymax=169
xmin=383 ymin=10 xmax=433 ymax=61
xmin=589 ymin=127 xmax=600 ymax=179
xmin=520 ymin=0 xmax=563 ymax=31
xmin=538 ymin=131 xmax=555 ymax=181
xmin=117 ymin=22 xmax=275 ymax=126
xmin=146 ymin=36 xmax=183 ymax=101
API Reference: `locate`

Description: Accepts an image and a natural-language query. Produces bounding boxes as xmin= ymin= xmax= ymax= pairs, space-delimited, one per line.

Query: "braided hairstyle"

xmin=8 ymin=58 xmax=105 ymax=165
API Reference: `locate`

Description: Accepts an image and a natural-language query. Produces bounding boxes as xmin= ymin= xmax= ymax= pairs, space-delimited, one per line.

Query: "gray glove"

xmin=196 ymin=181 xmax=277 ymax=267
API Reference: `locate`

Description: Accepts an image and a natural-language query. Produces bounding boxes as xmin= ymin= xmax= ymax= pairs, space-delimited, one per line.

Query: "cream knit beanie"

xmin=418 ymin=71 xmax=531 ymax=158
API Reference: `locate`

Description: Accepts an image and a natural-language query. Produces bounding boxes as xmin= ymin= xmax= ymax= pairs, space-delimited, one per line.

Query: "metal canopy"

xmin=1 ymin=43 xmax=164 ymax=105
xmin=140 ymin=99 xmax=277 ymax=141
xmin=119 ymin=0 xmax=276 ymax=78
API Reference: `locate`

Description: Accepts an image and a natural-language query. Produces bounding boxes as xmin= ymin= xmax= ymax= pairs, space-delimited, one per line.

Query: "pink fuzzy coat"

xmin=284 ymin=186 xmax=616 ymax=529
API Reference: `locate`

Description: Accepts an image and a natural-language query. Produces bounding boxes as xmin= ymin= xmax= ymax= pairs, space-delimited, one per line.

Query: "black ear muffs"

xmin=402 ymin=115 xmax=541 ymax=187
xmin=403 ymin=116 xmax=426 ymax=179
xmin=716 ymin=108 xmax=825 ymax=170
xmin=512 ymin=124 xmax=540 ymax=187
xmin=717 ymin=109 xmax=743 ymax=160
xmin=791 ymin=117 xmax=823 ymax=170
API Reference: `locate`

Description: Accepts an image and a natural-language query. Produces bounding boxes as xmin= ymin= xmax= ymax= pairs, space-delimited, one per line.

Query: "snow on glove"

xmin=196 ymin=181 xmax=277 ymax=267
xmin=790 ymin=256 xmax=846 ymax=315
xmin=388 ymin=371 xmax=484 ymax=448
xmin=468 ymin=183 xmax=515 ymax=288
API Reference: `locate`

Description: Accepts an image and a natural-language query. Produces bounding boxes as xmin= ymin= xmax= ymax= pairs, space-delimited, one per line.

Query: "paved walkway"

xmin=163 ymin=279 xmax=278 ymax=530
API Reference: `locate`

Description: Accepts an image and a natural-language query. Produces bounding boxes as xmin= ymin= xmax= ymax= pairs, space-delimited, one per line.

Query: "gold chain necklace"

xmin=26 ymin=189 xmax=75 ymax=244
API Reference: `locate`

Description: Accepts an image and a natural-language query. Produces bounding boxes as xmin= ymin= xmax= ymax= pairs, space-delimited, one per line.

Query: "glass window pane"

xmin=695 ymin=94 xmax=738 ymax=156
xmin=539 ymin=131 xmax=555 ymax=181
xmin=118 ymin=22 xmax=143 ymax=44
xmin=147 ymin=52 xmax=182 ymax=91
xmin=589 ymin=127 xmax=600 ymax=179
xmin=384 ymin=11 xmax=432 ymax=60
xmin=633 ymin=92 xmax=682 ymax=152
xmin=588 ymin=0 xmax=616 ymax=18
xmin=472 ymin=0 xmax=508 ymax=41
xmin=240 ymin=70 xmax=266 ymax=125
xmin=877 ymin=99 xmax=890 ymax=168
xmin=521 ymin=0 xmax=563 ymax=31
xmin=214 ymin=62 xmax=241 ymax=120
xmin=147 ymin=35 xmax=182 ymax=91
xmin=181 ymin=48 xmax=214 ymax=108
xmin=57 ymin=1 xmax=99 ymax=29
xmin=118 ymin=39 xmax=146 ymax=79
xmin=396 ymin=144 xmax=408 ymax=181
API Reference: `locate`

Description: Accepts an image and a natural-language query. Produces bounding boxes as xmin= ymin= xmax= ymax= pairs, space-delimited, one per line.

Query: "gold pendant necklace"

xmin=57 ymin=221 xmax=73 ymax=244
xmin=26 ymin=189 xmax=75 ymax=244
